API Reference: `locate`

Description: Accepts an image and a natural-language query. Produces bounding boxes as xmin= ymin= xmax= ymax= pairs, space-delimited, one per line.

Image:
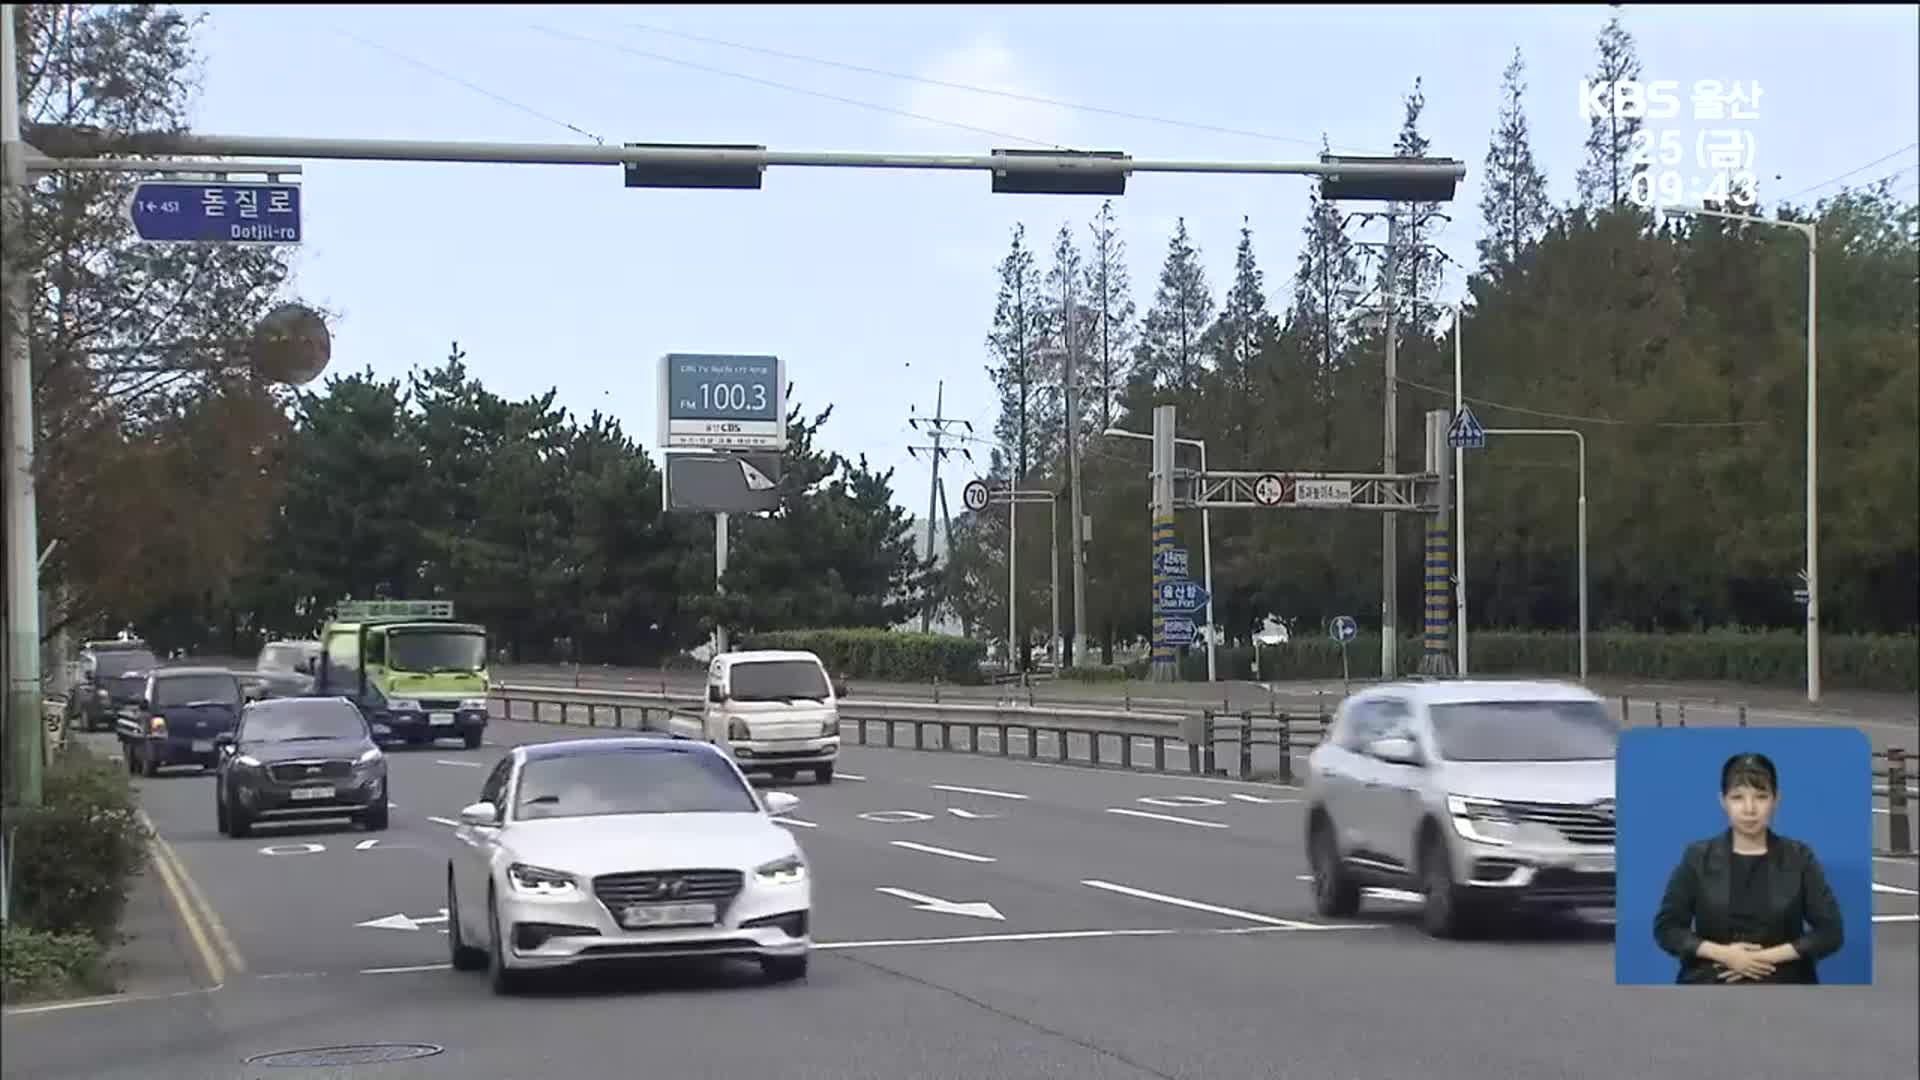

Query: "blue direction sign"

xmin=1162 ymin=616 xmax=1196 ymax=646
xmin=126 ymin=182 xmax=302 ymax=245
xmin=1447 ymin=405 xmax=1486 ymax=450
xmin=1153 ymin=547 xmax=1191 ymax=579
xmin=1156 ymin=578 xmax=1210 ymax=614
xmin=1329 ymin=615 xmax=1359 ymax=643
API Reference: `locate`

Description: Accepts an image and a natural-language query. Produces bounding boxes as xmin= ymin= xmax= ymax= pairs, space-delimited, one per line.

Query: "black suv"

xmin=215 ymin=697 xmax=390 ymax=838
xmin=116 ymin=667 xmax=245 ymax=776
xmin=68 ymin=640 xmax=159 ymax=732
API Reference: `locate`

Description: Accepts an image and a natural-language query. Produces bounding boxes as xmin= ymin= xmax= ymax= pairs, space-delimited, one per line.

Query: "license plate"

xmin=290 ymin=785 xmax=334 ymax=801
xmin=1581 ymin=854 xmax=1615 ymax=873
xmin=619 ymin=902 xmax=716 ymax=929
xmin=429 ymin=712 xmax=455 ymax=726
xmin=191 ymin=739 xmax=213 ymax=753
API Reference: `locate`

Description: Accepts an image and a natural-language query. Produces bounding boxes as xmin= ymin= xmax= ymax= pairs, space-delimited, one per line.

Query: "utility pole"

xmin=1381 ymin=212 xmax=1401 ymax=679
xmin=907 ymin=382 xmax=971 ymax=633
xmin=2 ymin=1 xmax=44 ymax=807
xmin=1062 ymin=264 xmax=1089 ymax=669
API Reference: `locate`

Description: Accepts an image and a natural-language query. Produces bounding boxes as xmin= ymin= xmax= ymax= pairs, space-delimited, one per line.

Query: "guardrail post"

xmin=884 ymin=718 xmax=896 ymax=749
xmin=1677 ymin=702 xmax=1687 ymax=728
xmin=1089 ymin=730 xmax=1102 ymax=767
xmin=1276 ymin=716 xmax=1293 ymax=785
xmin=913 ymin=720 xmax=925 ymax=751
xmin=1201 ymin=710 xmax=1216 ymax=775
xmin=1737 ymin=703 xmax=1747 ymax=728
xmin=1654 ymin=701 xmax=1664 ymax=728
xmin=998 ymin=723 xmax=1009 ymax=757
xmin=1154 ymin=735 xmax=1166 ymax=773
xmin=1621 ymin=695 xmax=1630 ymax=726
xmin=1238 ymin=710 xmax=1253 ymax=779
xmin=939 ymin=720 xmax=950 ymax=751
xmin=1888 ymin=748 xmax=1912 ymax=856
xmin=1121 ymin=729 xmax=1133 ymax=770
xmin=1057 ymin=726 xmax=1070 ymax=763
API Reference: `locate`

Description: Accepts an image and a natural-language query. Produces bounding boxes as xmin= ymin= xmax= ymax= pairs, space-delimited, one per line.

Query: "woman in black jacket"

xmin=1653 ymin=752 xmax=1845 ymax=984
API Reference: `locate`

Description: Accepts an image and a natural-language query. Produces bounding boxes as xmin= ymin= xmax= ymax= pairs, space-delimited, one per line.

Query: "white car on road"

xmin=445 ymin=736 xmax=812 ymax=994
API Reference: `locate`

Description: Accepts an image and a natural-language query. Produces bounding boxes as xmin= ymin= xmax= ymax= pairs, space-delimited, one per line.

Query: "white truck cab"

xmin=674 ymin=650 xmax=843 ymax=784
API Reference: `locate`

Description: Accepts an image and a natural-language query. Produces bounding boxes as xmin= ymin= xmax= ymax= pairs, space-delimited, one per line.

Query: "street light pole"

xmin=1663 ymin=205 xmax=1819 ymax=702
xmin=1453 ymin=307 xmax=1467 ymax=677
xmin=1104 ymin=426 xmax=1215 ymax=682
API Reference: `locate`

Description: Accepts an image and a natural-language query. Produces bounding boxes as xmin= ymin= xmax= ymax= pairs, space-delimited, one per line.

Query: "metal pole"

xmin=1150 ymin=406 xmax=1177 ymax=683
xmin=1195 ymin=440 xmax=1216 ymax=683
xmin=1381 ymin=214 xmax=1400 ymax=679
xmin=1065 ymin=284 xmax=1088 ymax=670
xmin=920 ymin=381 xmax=944 ymax=635
xmin=713 ymin=512 xmax=729 ymax=655
xmin=1006 ymin=488 xmax=1017 ymax=674
xmin=1804 ymin=225 xmax=1820 ymax=704
xmin=1453 ymin=307 xmax=1467 ymax=677
xmin=1048 ymin=496 xmax=1061 ymax=673
xmin=2 ymin=0 xmax=46 ymax=806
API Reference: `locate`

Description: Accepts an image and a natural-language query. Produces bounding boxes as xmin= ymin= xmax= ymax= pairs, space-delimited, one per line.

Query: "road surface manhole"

xmin=244 ymin=1043 xmax=445 ymax=1067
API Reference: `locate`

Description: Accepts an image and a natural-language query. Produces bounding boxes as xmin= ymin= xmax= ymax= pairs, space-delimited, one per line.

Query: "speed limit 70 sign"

xmin=962 ymin=480 xmax=991 ymax=513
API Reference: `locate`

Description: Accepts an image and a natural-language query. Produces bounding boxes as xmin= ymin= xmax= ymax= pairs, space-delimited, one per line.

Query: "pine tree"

xmin=985 ymin=225 xmax=1052 ymax=484
xmin=1206 ymin=218 xmax=1280 ymax=455
xmin=1135 ymin=218 xmax=1215 ymax=392
xmin=1381 ymin=77 xmax=1448 ymax=338
xmin=1478 ymin=47 xmax=1552 ymax=272
xmin=1288 ymin=166 xmax=1363 ymax=458
xmin=1045 ymin=222 xmax=1093 ymax=449
xmin=1083 ymin=201 xmax=1136 ymax=432
xmin=1576 ymin=15 xmax=1646 ymax=210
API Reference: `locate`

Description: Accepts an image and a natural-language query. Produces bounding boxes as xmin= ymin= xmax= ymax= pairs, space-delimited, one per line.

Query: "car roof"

xmin=519 ymin=736 xmax=716 ymax=762
xmin=151 ymin=666 xmax=238 ymax=679
xmin=1362 ymin=679 xmax=1602 ymax=706
xmin=245 ymin=695 xmax=357 ymax=713
xmin=717 ymin=650 xmax=820 ymax=666
xmin=83 ymin=639 xmax=151 ymax=651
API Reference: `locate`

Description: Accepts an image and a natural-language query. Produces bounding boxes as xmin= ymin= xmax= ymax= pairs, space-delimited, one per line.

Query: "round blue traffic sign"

xmin=1329 ymin=615 xmax=1358 ymax=644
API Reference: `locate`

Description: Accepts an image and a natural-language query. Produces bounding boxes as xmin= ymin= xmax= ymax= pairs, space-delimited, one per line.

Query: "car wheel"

xmin=760 ymin=953 xmax=809 ymax=982
xmin=1419 ymin=831 xmax=1470 ymax=939
xmin=228 ymin=797 xmax=253 ymax=839
xmin=141 ymin=742 xmax=162 ymax=778
xmin=364 ymin=794 xmax=390 ymax=831
xmin=486 ymin=887 xmax=524 ymax=995
xmin=463 ymin=730 xmax=483 ymax=750
xmin=1307 ymin=813 xmax=1362 ymax=918
xmin=215 ymin=787 xmax=230 ymax=836
xmin=447 ymin=869 xmax=488 ymax=972
xmin=124 ymin=744 xmax=139 ymax=775
xmin=814 ymin=764 xmax=834 ymax=785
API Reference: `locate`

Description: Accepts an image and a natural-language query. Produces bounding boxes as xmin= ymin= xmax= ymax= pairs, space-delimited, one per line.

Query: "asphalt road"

xmin=8 ymin=723 xmax=1915 ymax=1080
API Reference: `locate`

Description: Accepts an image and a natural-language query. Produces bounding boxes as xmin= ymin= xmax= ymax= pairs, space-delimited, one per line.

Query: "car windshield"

xmin=152 ymin=674 xmax=242 ymax=708
xmin=386 ymin=630 xmax=486 ymax=673
xmin=242 ymin=702 xmax=368 ymax=743
xmin=514 ymin=747 xmax=758 ymax=821
xmin=260 ymin=644 xmax=316 ymax=671
xmin=1427 ymin=700 xmax=1619 ymax=762
xmin=728 ymin=659 xmax=830 ymax=702
xmin=96 ymin=651 xmax=157 ymax=677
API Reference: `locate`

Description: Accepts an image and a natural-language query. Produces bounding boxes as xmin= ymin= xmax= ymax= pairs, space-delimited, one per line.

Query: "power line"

xmin=1776 ymin=142 xmax=1918 ymax=204
xmin=530 ymin=23 xmax=1072 ymax=150
xmin=619 ymin=20 xmax=1391 ymax=156
xmin=907 ymin=382 xmax=973 ymax=633
xmin=328 ymin=26 xmax=605 ymax=144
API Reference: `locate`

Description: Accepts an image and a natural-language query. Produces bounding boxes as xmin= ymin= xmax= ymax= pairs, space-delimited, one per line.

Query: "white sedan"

xmin=445 ymin=735 xmax=811 ymax=994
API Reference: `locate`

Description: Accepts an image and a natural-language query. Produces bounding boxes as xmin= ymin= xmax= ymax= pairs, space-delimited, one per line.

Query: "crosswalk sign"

xmin=1448 ymin=405 xmax=1486 ymax=450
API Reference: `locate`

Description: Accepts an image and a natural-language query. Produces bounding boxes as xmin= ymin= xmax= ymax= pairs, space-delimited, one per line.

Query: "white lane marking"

xmin=1082 ymin=879 xmax=1325 ymax=929
xmin=1 ymin=986 xmax=217 ymax=1016
xmin=434 ymin=759 xmax=483 ymax=768
xmin=1873 ymin=914 xmax=1920 ymax=923
xmin=1292 ymin=875 xmax=1423 ymax=903
xmin=890 ymin=840 xmax=996 ymax=863
xmin=1231 ymin=793 xmax=1300 ymax=804
xmin=947 ymin=808 xmax=998 ymax=819
xmin=354 ymin=839 xmax=381 ymax=850
xmin=361 ymin=962 xmax=450 ymax=975
xmin=1874 ymin=808 xmax=1890 ymax=816
xmin=1105 ymin=807 xmax=1228 ymax=829
xmin=1138 ymin=794 xmax=1224 ymax=808
xmin=258 ymin=842 xmax=324 ymax=856
xmin=1872 ymin=881 xmax=1919 ymax=896
xmin=1874 ymin=855 xmax=1918 ymax=867
xmin=427 ymin=816 xmax=459 ymax=827
xmin=847 ymin=745 xmax=1303 ymax=794
xmin=773 ymin=817 xmax=818 ymax=829
xmin=836 ymin=772 xmax=867 ymax=781
xmin=930 ymin=783 xmax=1027 ymax=801
xmin=860 ymin=810 xmax=933 ymax=823
xmin=256 ymin=971 xmax=325 ymax=980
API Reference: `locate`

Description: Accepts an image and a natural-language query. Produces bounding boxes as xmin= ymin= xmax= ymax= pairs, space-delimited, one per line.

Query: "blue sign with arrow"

xmin=1157 ymin=578 xmax=1210 ymax=614
xmin=1329 ymin=615 xmax=1358 ymax=643
xmin=125 ymin=181 xmax=303 ymax=245
xmin=1153 ymin=548 xmax=1190 ymax=579
xmin=1447 ymin=405 xmax=1486 ymax=450
xmin=1162 ymin=616 xmax=1196 ymax=646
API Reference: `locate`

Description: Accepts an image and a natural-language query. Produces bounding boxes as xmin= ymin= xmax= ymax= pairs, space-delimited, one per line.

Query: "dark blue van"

xmin=116 ymin=666 xmax=245 ymax=777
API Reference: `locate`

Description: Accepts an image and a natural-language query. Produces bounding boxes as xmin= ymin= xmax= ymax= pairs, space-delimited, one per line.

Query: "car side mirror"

xmin=459 ymin=801 xmax=501 ymax=827
xmin=763 ymin=791 xmax=799 ymax=816
xmin=707 ymin=685 xmax=726 ymax=704
xmin=1368 ymin=736 xmax=1424 ymax=767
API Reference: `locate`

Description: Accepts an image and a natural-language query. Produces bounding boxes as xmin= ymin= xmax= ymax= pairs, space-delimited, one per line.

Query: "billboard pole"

xmin=714 ymin=512 xmax=729 ymax=656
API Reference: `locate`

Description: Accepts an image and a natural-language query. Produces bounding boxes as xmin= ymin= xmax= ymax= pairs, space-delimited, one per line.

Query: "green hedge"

xmin=1060 ymin=664 xmax=1131 ymax=684
xmin=742 ymin=629 xmax=989 ymax=684
xmin=1180 ymin=630 xmax=1916 ymax=692
xmin=1 ymin=743 xmax=149 ymax=1003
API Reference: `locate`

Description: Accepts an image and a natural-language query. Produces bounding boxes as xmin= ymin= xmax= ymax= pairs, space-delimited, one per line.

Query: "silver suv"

xmin=1303 ymin=680 xmax=1619 ymax=937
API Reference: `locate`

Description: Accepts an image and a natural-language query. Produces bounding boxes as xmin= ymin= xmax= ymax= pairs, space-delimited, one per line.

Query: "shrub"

xmin=1060 ymin=664 xmax=1130 ymax=684
xmin=8 ymin=744 xmax=149 ymax=943
xmin=1 ymin=927 xmax=110 ymax=1004
xmin=742 ymin=629 xmax=988 ymax=684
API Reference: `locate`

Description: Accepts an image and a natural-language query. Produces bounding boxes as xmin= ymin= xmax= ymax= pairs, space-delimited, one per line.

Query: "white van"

xmin=671 ymin=650 xmax=843 ymax=784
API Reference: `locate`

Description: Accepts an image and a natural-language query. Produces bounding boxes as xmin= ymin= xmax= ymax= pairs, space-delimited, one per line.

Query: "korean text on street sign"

xmin=125 ymin=181 xmax=303 ymax=245
xmin=1157 ymin=578 xmax=1209 ymax=614
xmin=657 ymin=353 xmax=787 ymax=452
xmin=1162 ymin=616 xmax=1196 ymax=646
xmin=1153 ymin=548 xmax=1191 ymax=579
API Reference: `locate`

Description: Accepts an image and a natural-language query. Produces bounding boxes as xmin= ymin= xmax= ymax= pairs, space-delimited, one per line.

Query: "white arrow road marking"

xmin=1874 ymin=914 xmax=1920 ymax=923
xmin=930 ymin=784 xmax=1027 ymax=800
xmin=836 ymin=772 xmax=866 ymax=781
xmin=1230 ymin=793 xmax=1299 ymax=804
xmin=434 ymin=759 xmax=483 ymax=768
xmin=875 ymin=887 xmax=1005 ymax=921
xmin=1872 ymin=881 xmax=1919 ymax=896
xmin=1082 ymin=879 xmax=1324 ymax=929
xmin=946 ymin=808 xmax=997 ymax=820
xmin=1106 ymin=807 xmax=1228 ymax=829
xmin=427 ymin=816 xmax=459 ymax=827
xmin=890 ymin=840 xmax=996 ymax=863
xmin=773 ymin=817 xmax=818 ymax=829
xmin=355 ymin=839 xmax=381 ymax=850
xmin=356 ymin=908 xmax=449 ymax=932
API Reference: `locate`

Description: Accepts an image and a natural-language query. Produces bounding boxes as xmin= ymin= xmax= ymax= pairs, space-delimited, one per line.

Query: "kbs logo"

xmin=1578 ymin=79 xmax=1682 ymax=121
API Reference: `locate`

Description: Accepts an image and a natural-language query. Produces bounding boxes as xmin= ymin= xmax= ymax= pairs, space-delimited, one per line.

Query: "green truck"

xmin=315 ymin=600 xmax=491 ymax=749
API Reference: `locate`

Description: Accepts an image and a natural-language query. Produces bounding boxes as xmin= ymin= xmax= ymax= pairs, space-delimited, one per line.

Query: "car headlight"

xmin=727 ymin=719 xmax=750 ymax=741
xmin=819 ymin=716 xmax=838 ymax=737
xmin=234 ymin=754 xmax=262 ymax=768
xmin=506 ymin=863 xmax=578 ymax=896
xmin=94 ymin=688 xmax=110 ymax=701
xmin=458 ymin=698 xmax=487 ymax=711
xmin=755 ymin=854 xmax=807 ymax=885
xmin=1447 ymin=794 xmax=1518 ymax=846
xmin=356 ymin=747 xmax=384 ymax=767
xmin=387 ymin=699 xmax=421 ymax=712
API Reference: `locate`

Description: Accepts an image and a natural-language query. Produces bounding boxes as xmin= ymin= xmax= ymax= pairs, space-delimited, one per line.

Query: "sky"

xmin=185 ymin=4 xmax=1920 ymax=527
